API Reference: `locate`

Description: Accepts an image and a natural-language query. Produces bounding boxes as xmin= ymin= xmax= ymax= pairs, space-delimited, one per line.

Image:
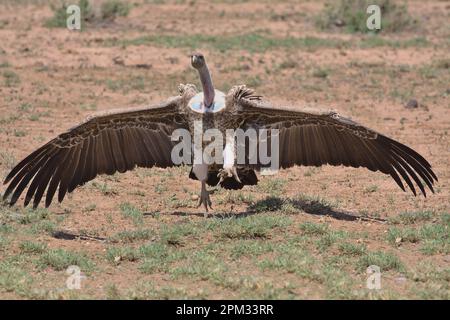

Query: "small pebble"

xmin=405 ymin=99 xmax=419 ymax=109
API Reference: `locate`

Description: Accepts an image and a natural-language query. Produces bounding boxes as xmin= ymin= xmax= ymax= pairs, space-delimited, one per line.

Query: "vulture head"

xmin=190 ymin=52 xmax=206 ymax=69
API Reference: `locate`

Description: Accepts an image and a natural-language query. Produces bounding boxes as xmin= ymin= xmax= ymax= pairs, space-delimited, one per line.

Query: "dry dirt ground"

xmin=0 ymin=0 xmax=448 ymax=299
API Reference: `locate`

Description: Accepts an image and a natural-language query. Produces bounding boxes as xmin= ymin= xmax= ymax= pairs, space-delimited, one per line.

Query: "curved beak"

xmin=191 ymin=55 xmax=198 ymax=65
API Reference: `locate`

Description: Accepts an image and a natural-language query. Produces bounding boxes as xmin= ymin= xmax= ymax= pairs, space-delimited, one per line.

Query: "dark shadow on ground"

xmin=52 ymin=230 xmax=107 ymax=242
xmin=166 ymin=195 xmax=386 ymax=222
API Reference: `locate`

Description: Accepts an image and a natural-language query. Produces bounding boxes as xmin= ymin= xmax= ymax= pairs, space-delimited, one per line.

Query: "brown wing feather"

xmin=235 ymin=98 xmax=437 ymax=196
xmin=3 ymin=98 xmax=187 ymax=208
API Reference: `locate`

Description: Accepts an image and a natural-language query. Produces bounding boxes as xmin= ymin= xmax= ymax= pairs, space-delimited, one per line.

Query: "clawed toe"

xmin=217 ymin=167 xmax=241 ymax=184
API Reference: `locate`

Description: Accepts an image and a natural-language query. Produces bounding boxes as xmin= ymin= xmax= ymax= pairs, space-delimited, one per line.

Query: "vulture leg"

xmin=198 ymin=180 xmax=213 ymax=216
xmin=193 ymin=163 xmax=213 ymax=216
xmin=218 ymin=135 xmax=241 ymax=184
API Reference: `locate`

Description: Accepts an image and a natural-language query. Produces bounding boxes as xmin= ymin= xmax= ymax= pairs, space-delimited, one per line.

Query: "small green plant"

xmin=101 ymin=0 xmax=130 ymax=20
xmin=358 ymin=250 xmax=404 ymax=272
xmin=37 ymin=249 xmax=94 ymax=271
xmin=300 ymin=222 xmax=329 ymax=235
xmin=388 ymin=211 xmax=434 ymax=225
xmin=111 ymin=229 xmax=154 ymax=243
xmin=19 ymin=241 xmax=47 ymax=254
xmin=45 ymin=0 xmax=94 ymax=28
xmin=316 ymin=0 xmax=416 ymax=33
xmin=119 ymin=202 xmax=144 ymax=225
xmin=338 ymin=242 xmax=367 ymax=256
xmin=312 ymin=67 xmax=330 ymax=78
xmin=106 ymin=246 xmax=140 ymax=264
xmin=2 ymin=70 xmax=20 ymax=87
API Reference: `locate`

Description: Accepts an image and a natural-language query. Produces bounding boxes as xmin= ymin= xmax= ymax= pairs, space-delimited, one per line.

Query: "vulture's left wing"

xmin=3 ymin=97 xmax=187 ymax=208
xmin=234 ymin=98 xmax=437 ymax=196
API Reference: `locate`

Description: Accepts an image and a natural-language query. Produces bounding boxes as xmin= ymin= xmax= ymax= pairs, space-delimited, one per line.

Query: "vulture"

xmin=2 ymin=53 xmax=437 ymax=214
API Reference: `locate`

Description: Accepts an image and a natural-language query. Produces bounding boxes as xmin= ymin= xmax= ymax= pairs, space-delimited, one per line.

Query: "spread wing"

xmin=234 ymin=98 xmax=437 ymax=196
xmin=3 ymin=97 xmax=188 ymax=208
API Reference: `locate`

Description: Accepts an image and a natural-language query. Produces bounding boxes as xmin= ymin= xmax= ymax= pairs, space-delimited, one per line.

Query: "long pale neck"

xmin=197 ymin=64 xmax=215 ymax=108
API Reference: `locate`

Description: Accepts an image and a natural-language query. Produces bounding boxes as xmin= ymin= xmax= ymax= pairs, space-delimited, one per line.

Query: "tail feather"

xmin=189 ymin=167 xmax=258 ymax=190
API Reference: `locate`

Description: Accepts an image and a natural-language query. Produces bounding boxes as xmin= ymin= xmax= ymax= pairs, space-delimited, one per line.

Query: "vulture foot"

xmin=198 ymin=181 xmax=213 ymax=215
xmin=217 ymin=167 xmax=242 ymax=184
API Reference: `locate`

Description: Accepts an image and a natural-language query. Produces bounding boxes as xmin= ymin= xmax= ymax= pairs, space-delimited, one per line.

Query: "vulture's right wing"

xmin=3 ymin=97 xmax=187 ymax=208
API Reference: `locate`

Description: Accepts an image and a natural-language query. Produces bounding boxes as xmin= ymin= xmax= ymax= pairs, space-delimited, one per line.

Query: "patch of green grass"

xmin=105 ymin=76 xmax=146 ymax=93
xmin=104 ymin=33 xmax=347 ymax=53
xmin=103 ymin=32 xmax=428 ymax=52
xmin=101 ymin=0 xmax=130 ymax=20
xmin=359 ymin=36 xmax=428 ymax=48
xmin=164 ymin=194 xmax=191 ymax=209
xmin=19 ymin=240 xmax=47 ymax=254
xmin=0 ymin=261 xmax=33 ymax=296
xmin=312 ymin=67 xmax=330 ymax=78
xmin=28 ymin=220 xmax=57 ymax=235
xmin=278 ymin=59 xmax=299 ymax=70
xmin=364 ymin=184 xmax=379 ymax=193
xmin=257 ymin=178 xmax=286 ymax=195
xmin=338 ymin=242 xmax=367 ymax=256
xmin=91 ymin=181 xmax=117 ymax=196
xmin=0 ymin=224 xmax=15 ymax=235
xmin=258 ymin=250 xmax=322 ymax=282
xmin=212 ymin=215 xmax=291 ymax=240
xmin=106 ymin=246 xmax=140 ymax=264
xmin=0 ymin=151 xmax=17 ymax=169
xmin=0 ymin=114 xmax=20 ymax=126
xmin=387 ymin=220 xmax=448 ymax=255
xmin=299 ymin=221 xmax=348 ymax=251
xmin=299 ymin=222 xmax=329 ymax=235
xmin=16 ymin=208 xmax=49 ymax=225
xmin=14 ymin=129 xmax=27 ymax=137
xmin=28 ymin=112 xmax=50 ymax=122
xmin=419 ymin=224 xmax=449 ymax=255
xmin=170 ymin=249 xmax=228 ymax=283
xmin=387 ymin=227 xmax=420 ymax=245
xmin=2 ymin=70 xmax=20 ymax=87
xmin=111 ymin=229 xmax=154 ymax=243
xmin=125 ymin=282 xmax=208 ymax=300
xmin=388 ymin=211 xmax=434 ymax=225
xmin=45 ymin=0 xmax=94 ymax=28
xmin=408 ymin=262 xmax=450 ymax=299
xmin=160 ymin=223 xmax=197 ymax=246
xmin=229 ymin=240 xmax=274 ymax=259
xmin=37 ymin=249 xmax=94 ymax=272
xmin=107 ymin=241 xmax=184 ymax=269
xmin=154 ymin=181 xmax=168 ymax=194
xmin=0 ymin=235 xmax=9 ymax=251
xmin=358 ymin=250 xmax=404 ymax=272
xmin=18 ymin=103 xmax=32 ymax=112
xmin=119 ymin=202 xmax=143 ymax=225
xmin=245 ymin=75 xmax=263 ymax=88
xmin=316 ymin=0 xmax=417 ymax=33
xmin=216 ymin=191 xmax=254 ymax=205
xmin=139 ymin=243 xmax=184 ymax=274
xmin=315 ymin=230 xmax=348 ymax=251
